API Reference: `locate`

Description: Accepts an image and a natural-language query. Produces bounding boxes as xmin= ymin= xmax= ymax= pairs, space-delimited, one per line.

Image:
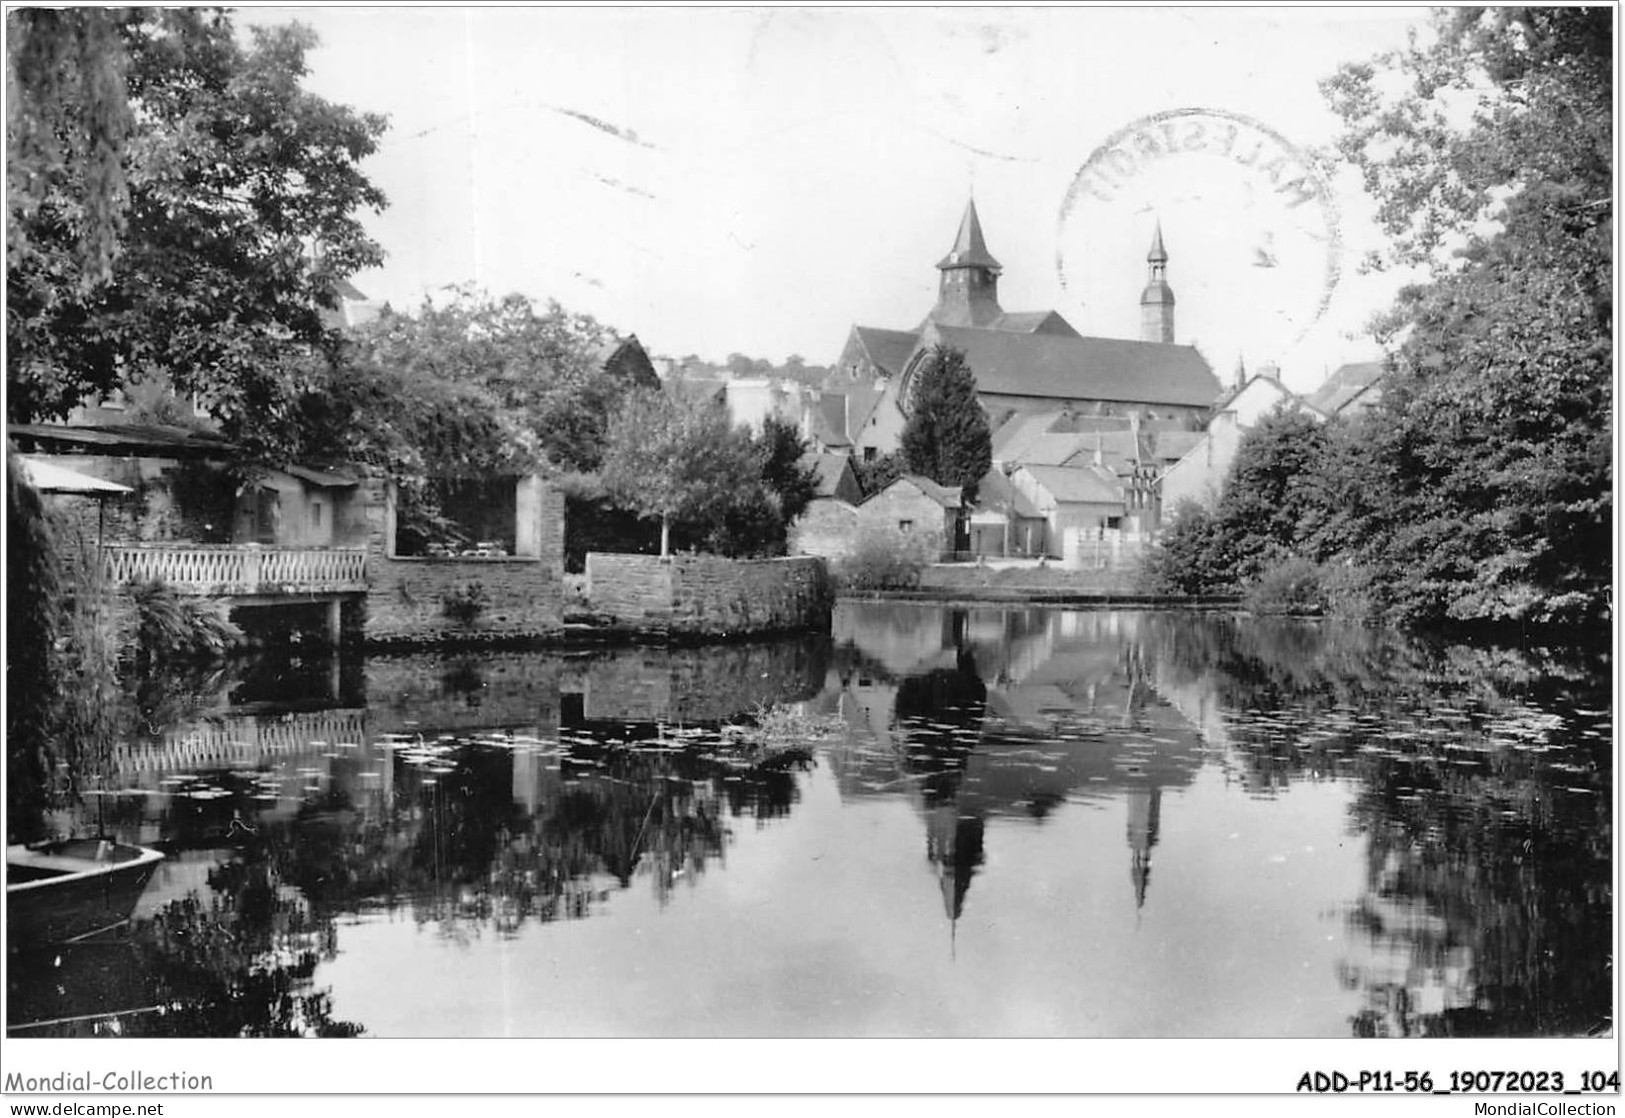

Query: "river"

xmin=7 ymin=602 xmax=1612 ymax=1038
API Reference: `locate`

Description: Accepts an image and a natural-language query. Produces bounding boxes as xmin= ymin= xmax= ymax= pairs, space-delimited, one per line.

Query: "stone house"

xmin=857 ymin=475 xmax=964 ymax=556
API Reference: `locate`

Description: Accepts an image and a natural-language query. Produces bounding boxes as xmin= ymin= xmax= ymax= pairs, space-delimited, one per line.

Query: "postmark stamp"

xmin=1056 ymin=107 xmax=1342 ymax=357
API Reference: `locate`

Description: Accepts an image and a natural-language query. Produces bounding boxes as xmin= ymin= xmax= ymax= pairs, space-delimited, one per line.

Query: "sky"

xmin=246 ymin=5 xmax=1434 ymax=391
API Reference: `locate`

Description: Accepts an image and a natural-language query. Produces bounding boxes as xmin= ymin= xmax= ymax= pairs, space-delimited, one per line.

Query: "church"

xmin=827 ymin=200 xmax=1222 ymax=461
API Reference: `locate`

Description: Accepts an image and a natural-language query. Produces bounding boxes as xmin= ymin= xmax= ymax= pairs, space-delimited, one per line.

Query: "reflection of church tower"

xmin=929 ymin=199 xmax=1005 ymax=328
xmin=1126 ymin=786 xmax=1162 ymax=909
xmin=926 ymin=801 xmax=986 ymax=939
xmin=1139 ymin=221 xmax=1176 ymax=344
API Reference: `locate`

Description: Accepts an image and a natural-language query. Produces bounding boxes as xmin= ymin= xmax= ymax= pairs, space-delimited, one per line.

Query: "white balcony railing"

xmin=110 ymin=709 xmax=372 ymax=776
xmin=103 ymin=544 xmax=367 ymax=595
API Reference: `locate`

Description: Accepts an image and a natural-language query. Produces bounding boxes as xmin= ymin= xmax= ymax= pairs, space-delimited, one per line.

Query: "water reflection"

xmin=8 ymin=607 xmax=1610 ymax=1038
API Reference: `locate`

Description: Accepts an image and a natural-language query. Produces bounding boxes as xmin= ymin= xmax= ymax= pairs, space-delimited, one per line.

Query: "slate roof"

xmin=1056 ymin=429 xmax=1146 ymax=471
xmin=971 ymin=467 xmax=1042 ymax=520
xmin=1024 ymin=431 xmax=1100 ymax=467
xmin=804 ymin=452 xmax=858 ymax=500
xmin=1150 ymin=430 xmax=1205 ymax=462
xmin=7 ymin=423 xmax=235 ymax=457
xmin=1213 ymin=372 xmax=1288 ymax=411
xmin=283 ymin=464 xmax=361 ymax=488
xmin=844 ymin=378 xmax=888 ymax=437
xmin=1305 ymin=361 xmax=1388 ymax=415
xmin=882 ymin=474 xmax=963 ymax=509
xmin=1018 ymin=463 xmax=1124 ymax=505
xmin=852 ymin=326 xmax=920 ymax=379
xmin=1052 ymin=414 xmax=1138 ymax=433
xmin=990 ymin=310 xmax=1079 ymax=337
xmin=928 ymin=323 xmax=1221 ymax=408
xmin=990 ymin=411 xmax=1065 ymax=461
xmin=937 ymin=199 xmax=1001 ymax=272
xmin=805 ymin=394 xmax=851 ymax=448
xmin=597 ymin=335 xmax=661 ymax=390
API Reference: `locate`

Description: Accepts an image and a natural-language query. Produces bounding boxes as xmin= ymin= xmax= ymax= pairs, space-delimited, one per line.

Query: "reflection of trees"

xmin=1140 ymin=610 xmax=1612 ymax=1038
xmin=9 ymin=849 xmax=363 ymax=1038
xmin=260 ymin=728 xmax=814 ymax=936
xmin=1340 ymin=742 xmax=1611 ymax=1037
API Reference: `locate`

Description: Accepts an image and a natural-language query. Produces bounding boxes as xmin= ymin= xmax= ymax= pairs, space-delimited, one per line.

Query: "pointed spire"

xmin=1140 ymin=217 xmax=1175 ymax=343
xmin=937 ymin=198 xmax=1002 ymax=273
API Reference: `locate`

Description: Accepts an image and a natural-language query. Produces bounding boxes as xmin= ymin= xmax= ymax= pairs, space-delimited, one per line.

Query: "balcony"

xmin=103 ymin=544 xmax=368 ymax=597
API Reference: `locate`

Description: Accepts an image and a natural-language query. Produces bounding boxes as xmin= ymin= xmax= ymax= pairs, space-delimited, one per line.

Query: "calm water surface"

xmin=8 ymin=604 xmax=1611 ymax=1038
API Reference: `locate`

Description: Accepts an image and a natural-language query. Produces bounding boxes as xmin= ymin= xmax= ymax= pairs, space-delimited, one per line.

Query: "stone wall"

xmin=365 ymin=652 xmax=562 ymax=735
xmin=856 ymin=484 xmax=955 ymax=554
xmin=584 ymin=552 xmax=831 ymax=637
xmin=361 ymin=475 xmax=566 ymax=645
xmin=790 ymin=498 xmax=859 ymax=559
xmin=564 ymin=638 xmax=828 ymax=723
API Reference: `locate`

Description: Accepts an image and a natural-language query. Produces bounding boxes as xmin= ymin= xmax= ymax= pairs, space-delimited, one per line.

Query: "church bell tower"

xmin=1139 ymin=220 xmax=1176 ymax=344
xmin=930 ymin=199 xmax=1005 ymax=328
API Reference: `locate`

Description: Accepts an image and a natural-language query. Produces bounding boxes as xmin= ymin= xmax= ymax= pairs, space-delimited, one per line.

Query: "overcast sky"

xmin=247 ymin=6 xmax=1432 ymax=389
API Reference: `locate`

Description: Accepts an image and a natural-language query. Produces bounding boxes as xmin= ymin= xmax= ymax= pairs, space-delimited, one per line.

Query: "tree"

xmin=756 ymin=416 xmax=819 ymax=526
xmin=7 ymin=7 xmax=133 ymax=283
xmin=1321 ymin=7 xmax=1611 ymax=627
xmin=900 ymin=345 xmax=992 ymax=503
xmin=853 ymin=450 xmax=905 ymax=499
xmin=1209 ymin=408 xmax=1333 ymax=585
xmin=1323 ymin=8 xmax=1610 ymax=273
xmin=7 ymin=11 xmax=388 ymax=450
xmin=6 ymin=453 xmax=124 ymax=843
xmin=599 ymin=386 xmax=763 ymax=558
xmin=324 ymin=290 xmax=625 ymax=475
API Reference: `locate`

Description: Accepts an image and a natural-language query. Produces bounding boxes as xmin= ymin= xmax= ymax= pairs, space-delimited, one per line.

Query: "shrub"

xmin=1243 ymin=557 xmax=1327 ymax=616
xmin=130 ymin=579 xmax=244 ymax=665
xmin=1319 ymin=562 xmax=1386 ymax=625
xmin=1139 ymin=500 xmax=1229 ymax=595
xmin=836 ymin=524 xmax=935 ymax=591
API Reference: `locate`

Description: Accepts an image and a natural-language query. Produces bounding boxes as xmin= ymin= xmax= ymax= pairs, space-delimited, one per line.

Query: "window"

xmin=863 ymin=447 xmax=877 ymax=462
xmin=311 ymin=501 xmax=324 ymax=529
xmin=1106 ymin=516 xmax=1122 ymax=530
xmin=396 ymin=476 xmax=519 ymax=558
xmin=899 ymin=519 xmax=914 ymax=532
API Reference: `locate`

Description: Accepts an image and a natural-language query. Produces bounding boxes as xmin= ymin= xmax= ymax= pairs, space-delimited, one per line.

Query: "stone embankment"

xmin=582 ymin=553 xmax=834 ymax=640
xmin=841 ymin=562 xmax=1239 ymax=609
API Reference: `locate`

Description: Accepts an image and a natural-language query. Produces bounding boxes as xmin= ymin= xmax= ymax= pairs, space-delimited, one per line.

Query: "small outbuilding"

xmin=858 ymin=474 xmax=964 ymax=556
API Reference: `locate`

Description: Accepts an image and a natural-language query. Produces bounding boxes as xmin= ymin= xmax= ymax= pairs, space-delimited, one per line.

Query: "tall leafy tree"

xmin=899 ymin=345 xmax=992 ymax=503
xmin=599 ymin=385 xmax=763 ymax=558
xmin=1321 ymin=7 xmax=1611 ymax=626
xmin=7 ymin=7 xmax=132 ymax=282
xmin=756 ymin=416 xmax=819 ymax=526
xmin=1208 ymin=408 xmax=1333 ymax=584
xmin=7 ymin=10 xmax=388 ymax=451
xmin=322 ymin=289 xmax=626 ymax=476
xmin=853 ymin=450 xmax=905 ymax=498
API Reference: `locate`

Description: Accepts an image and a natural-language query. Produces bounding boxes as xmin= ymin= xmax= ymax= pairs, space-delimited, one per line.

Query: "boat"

xmin=6 ymin=839 xmax=165 ymax=947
